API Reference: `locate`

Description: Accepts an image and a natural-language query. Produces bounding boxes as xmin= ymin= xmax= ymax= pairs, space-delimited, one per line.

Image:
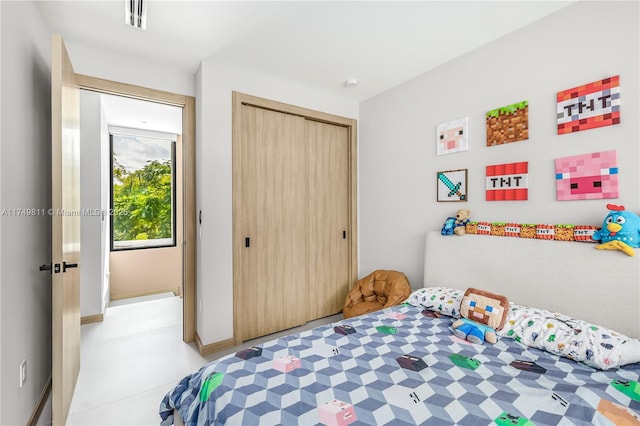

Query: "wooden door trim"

xmin=235 ymin=92 xmax=356 ymax=127
xmin=232 ymin=91 xmax=358 ymax=345
xmin=76 ymin=74 xmax=196 ymax=343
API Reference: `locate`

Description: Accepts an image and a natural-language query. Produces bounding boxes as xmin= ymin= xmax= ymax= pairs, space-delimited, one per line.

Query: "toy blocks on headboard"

xmin=574 ymin=225 xmax=600 ymax=242
xmin=536 ymin=224 xmax=555 ymax=240
xmin=464 ymin=221 xmax=600 ymax=243
xmin=505 ymin=223 xmax=521 ymax=237
xmin=555 ymin=224 xmax=575 ymax=241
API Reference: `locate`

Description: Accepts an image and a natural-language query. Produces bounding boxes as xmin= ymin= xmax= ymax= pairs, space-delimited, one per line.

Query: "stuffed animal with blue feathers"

xmin=441 ymin=209 xmax=470 ymax=236
xmin=592 ymin=204 xmax=640 ymax=256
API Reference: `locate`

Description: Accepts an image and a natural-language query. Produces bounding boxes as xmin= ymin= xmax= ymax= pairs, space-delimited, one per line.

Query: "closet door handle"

xmin=245 ymin=237 xmax=250 ymax=248
xmin=342 ymin=230 xmax=347 ymax=239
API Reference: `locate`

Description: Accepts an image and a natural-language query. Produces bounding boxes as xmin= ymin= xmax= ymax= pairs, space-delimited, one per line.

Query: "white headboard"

xmin=423 ymin=230 xmax=640 ymax=338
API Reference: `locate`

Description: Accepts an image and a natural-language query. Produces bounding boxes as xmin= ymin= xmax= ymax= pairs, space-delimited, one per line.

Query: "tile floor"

xmin=65 ymin=295 xmax=341 ymax=425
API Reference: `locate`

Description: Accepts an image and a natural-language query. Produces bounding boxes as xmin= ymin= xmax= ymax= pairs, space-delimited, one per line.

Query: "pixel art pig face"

xmin=555 ymin=150 xmax=619 ymax=201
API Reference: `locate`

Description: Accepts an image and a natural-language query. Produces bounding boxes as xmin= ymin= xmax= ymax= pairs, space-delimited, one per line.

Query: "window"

xmin=110 ymin=130 xmax=176 ymax=250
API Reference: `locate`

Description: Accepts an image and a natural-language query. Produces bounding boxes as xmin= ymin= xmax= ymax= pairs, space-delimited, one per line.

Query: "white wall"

xmin=0 ymin=1 xmax=3 ymax=417
xmin=79 ymin=90 xmax=109 ymax=317
xmin=196 ymin=61 xmax=359 ymax=345
xmin=358 ymin=1 xmax=639 ymax=289
xmin=0 ymin=1 xmax=53 ymax=423
xmin=0 ymin=1 xmax=4 ymax=415
xmin=100 ymin=98 xmax=111 ymax=310
xmin=66 ymin=42 xmax=196 ymax=98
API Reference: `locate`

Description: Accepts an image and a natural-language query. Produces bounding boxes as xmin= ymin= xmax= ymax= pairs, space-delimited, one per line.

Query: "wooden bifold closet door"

xmin=233 ymin=93 xmax=357 ymax=344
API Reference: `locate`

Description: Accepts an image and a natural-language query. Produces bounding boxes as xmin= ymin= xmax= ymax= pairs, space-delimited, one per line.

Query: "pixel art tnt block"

xmin=574 ymin=225 xmax=600 ymax=242
xmin=477 ymin=222 xmax=491 ymax=235
xmin=536 ymin=224 xmax=555 ymax=240
xmin=505 ymin=223 xmax=521 ymax=237
xmin=318 ymin=399 xmax=357 ymax=426
xmin=486 ymin=162 xmax=529 ymax=201
xmin=557 ymin=75 xmax=620 ymax=134
xmin=273 ymin=355 xmax=301 ymax=373
xmin=555 ymin=150 xmax=619 ymax=201
xmin=520 ymin=224 xmax=537 ymax=239
xmin=554 ymin=225 xmax=575 ymax=241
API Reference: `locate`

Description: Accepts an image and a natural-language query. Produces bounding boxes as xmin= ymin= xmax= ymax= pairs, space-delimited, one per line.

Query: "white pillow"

xmin=404 ymin=287 xmax=464 ymax=318
xmin=499 ymin=304 xmax=640 ymax=370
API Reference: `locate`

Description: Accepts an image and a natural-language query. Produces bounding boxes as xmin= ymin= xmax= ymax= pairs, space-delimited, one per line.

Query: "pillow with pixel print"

xmin=499 ymin=303 xmax=640 ymax=370
xmin=404 ymin=287 xmax=464 ymax=318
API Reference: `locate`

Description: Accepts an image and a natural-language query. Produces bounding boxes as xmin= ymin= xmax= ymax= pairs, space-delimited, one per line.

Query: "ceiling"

xmin=100 ymin=93 xmax=183 ymax=135
xmin=37 ymin=1 xmax=575 ymax=105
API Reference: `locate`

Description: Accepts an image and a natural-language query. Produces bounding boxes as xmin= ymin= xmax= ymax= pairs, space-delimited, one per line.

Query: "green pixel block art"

xmin=611 ymin=380 xmax=640 ymax=401
xmin=449 ymin=353 xmax=481 ymax=370
xmin=486 ymin=100 xmax=529 ymax=146
xmin=495 ymin=412 xmax=535 ymax=426
xmin=376 ymin=325 xmax=397 ymax=335
xmin=200 ymin=372 xmax=224 ymax=402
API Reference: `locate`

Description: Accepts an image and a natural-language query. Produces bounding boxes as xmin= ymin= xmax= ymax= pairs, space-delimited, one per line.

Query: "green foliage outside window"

xmin=112 ymin=156 xmax=173 ymax=243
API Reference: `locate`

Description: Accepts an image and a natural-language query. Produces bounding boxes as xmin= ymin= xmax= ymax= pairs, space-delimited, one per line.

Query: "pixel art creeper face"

xmin=555 ymin=150 xmax=618 ymax=201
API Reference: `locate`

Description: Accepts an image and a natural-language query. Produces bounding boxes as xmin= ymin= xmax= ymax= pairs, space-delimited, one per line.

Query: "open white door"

xmin=51 ymin=33 xmax=81 ymax=425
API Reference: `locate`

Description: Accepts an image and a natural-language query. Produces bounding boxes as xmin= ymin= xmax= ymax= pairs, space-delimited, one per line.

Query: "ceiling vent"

xmin=125 ymin=0 xmax=147 ymax=31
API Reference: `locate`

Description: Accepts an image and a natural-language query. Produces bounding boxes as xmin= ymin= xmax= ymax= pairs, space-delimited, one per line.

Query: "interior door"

xmin=51 ymin=33 xmax=81 ymax=425
xmin=233 ymin=92 xmax=358 ymax=345
xmin=236 ymin=104 xmax=308 ymax=342
xmin=306 ymin=119 xmax=351 ymax=319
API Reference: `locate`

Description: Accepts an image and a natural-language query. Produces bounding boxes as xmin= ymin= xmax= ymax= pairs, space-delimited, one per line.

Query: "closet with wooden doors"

xmin=232 ymin=92 xmax=357 ymax=344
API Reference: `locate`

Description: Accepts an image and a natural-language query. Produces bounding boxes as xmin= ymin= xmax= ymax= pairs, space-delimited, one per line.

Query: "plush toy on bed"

xmin=592 ymin=204 xmax=640 ymax=256
xmin=452 ymin=287 xmax=509 ymax=344
xmin=441 ymin=209 xmax=471 ymax=236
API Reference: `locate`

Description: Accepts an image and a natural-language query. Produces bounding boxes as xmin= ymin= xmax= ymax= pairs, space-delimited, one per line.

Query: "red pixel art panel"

xmin=557 ymin=75 xmax=620 ymax=134
xmin=486 ymin=162 xmax=528 ymax=201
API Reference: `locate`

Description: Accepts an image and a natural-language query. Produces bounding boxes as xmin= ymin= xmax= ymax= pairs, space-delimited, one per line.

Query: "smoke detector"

xmin=344 ymin=79 xmax=359 ymax=88
xmin=125 ymin=0 xmax=147 ymax=31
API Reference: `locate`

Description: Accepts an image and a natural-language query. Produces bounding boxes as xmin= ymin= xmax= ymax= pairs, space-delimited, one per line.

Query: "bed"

xmin=160 ymin=231 xmax=640 ymax=425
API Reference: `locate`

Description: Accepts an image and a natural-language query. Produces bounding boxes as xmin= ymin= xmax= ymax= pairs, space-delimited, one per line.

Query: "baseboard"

xmin=195 ymin=332 xmax=235 ymax=357
xmin=81 ymin=313 xmax=104 ymax=325
xmin=27 ymin=375 xmax=51 ymax=426
xmin=110 ymin=287 xmax=177 ymax=301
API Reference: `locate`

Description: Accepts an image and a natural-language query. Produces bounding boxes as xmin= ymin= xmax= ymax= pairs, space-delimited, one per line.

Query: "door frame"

xmin=231 ymin=91 xmax=358 ymax=344
xmin=76 ymin=74 xmax=196 ymax=342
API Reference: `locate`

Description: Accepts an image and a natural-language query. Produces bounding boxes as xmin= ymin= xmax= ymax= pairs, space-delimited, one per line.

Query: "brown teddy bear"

xmin=441 ymin=209 xmax=471 ymax=236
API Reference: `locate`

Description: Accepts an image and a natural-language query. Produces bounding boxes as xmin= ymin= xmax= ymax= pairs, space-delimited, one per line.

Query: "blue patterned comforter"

xmin=160 ymin=304 xmax=640 ymax=425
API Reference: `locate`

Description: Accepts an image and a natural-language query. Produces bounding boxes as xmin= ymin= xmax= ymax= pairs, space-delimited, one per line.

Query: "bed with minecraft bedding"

xmin=159 ymin=293 xmax=640 ymax=425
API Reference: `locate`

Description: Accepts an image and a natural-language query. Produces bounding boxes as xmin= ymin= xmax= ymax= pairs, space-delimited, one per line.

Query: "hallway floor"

xmin=67 ymin=296 xmax=203 ymax=425
xmin=66 ymin=295 xmax=341 ymax=425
